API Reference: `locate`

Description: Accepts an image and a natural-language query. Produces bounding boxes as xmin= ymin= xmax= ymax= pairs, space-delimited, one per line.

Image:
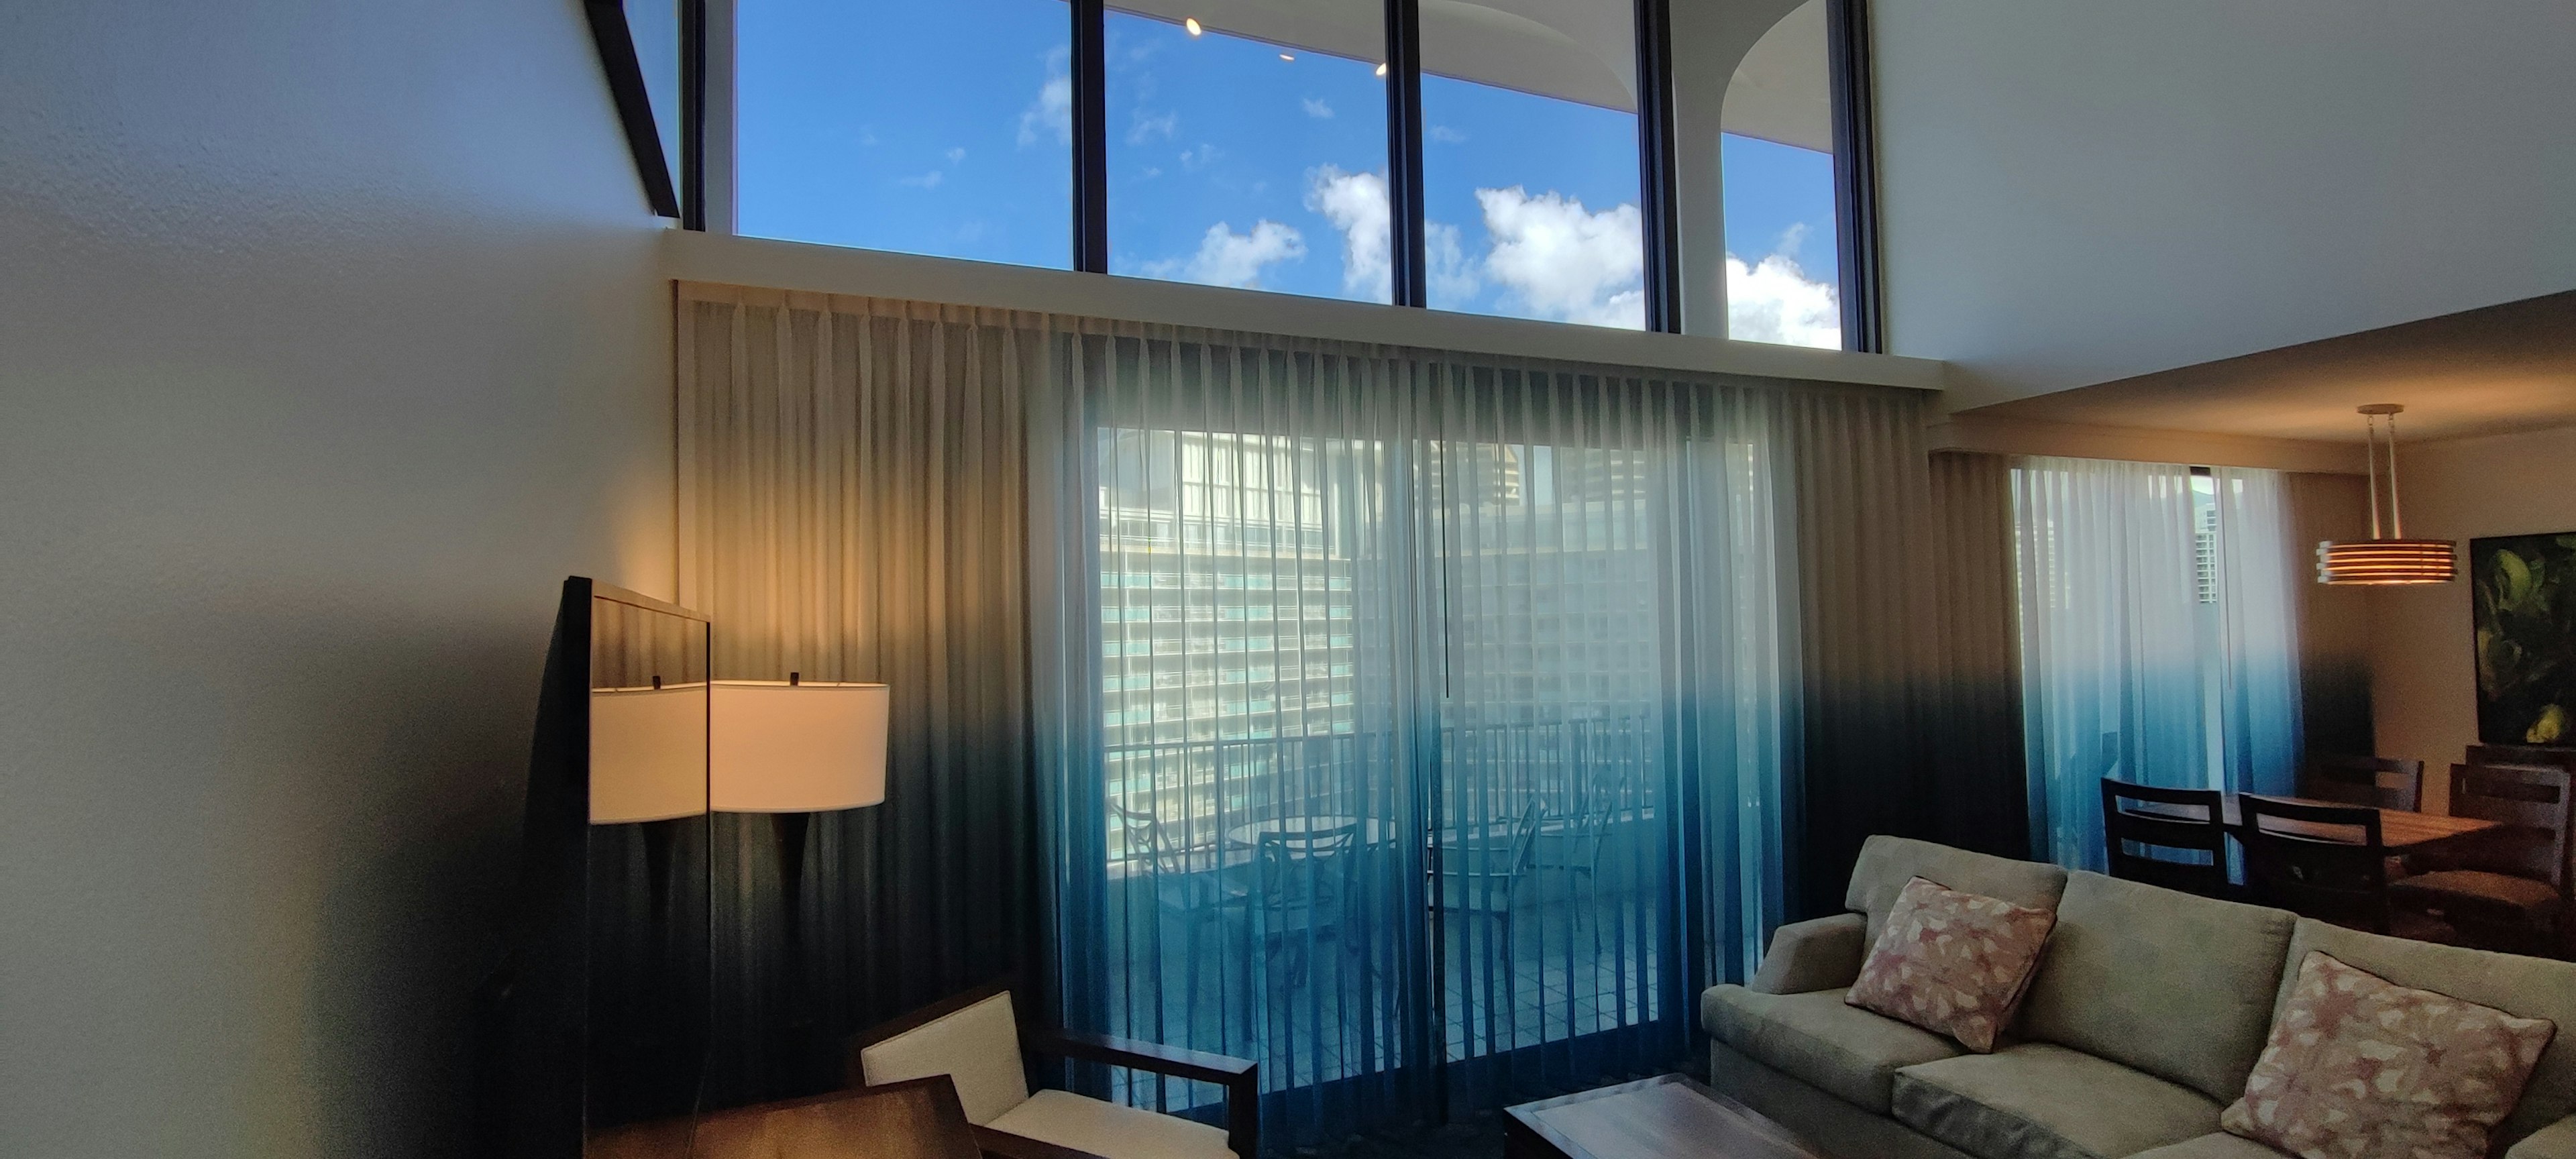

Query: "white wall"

xmin=0 ymin=3 xmax=672 ymax=1156
xmin=2368 ymin=426 xmax=2576 ymax=810
xmin=1873 ymin=0 xmax=2576 ymax=408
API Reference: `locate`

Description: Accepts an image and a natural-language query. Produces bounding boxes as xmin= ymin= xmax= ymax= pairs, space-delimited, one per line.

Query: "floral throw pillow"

xmin=2222 ymin=951 xmax=2557 ymax=1159
xmin=1843 ymin=875 xmax=2057 ymax=1052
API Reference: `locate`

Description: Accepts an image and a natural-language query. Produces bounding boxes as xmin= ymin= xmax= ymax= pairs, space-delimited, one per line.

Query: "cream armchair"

xmin=849 ymin=984 xmax=1258 ymax=1159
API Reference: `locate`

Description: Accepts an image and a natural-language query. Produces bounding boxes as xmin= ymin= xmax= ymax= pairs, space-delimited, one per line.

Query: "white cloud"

xmin=1144 ymin=221 xmax=1307 ymax=289
xmin=1127 ymin=110 xmax=1178 ymax=144
xmin=1727 ymin=252 xmax=1841 ymax=349
xmin=1179 ymin=143 xmax=1222 ymax=170
xmin=898 ymin=170 xmax=945 ymax=188
xmin=1428 ymin=221 xmax=1479 ymax=307
xmin=1428 ymin=125 xmax=1466 ymax=144
xmin=1017 ymin=48 xmax=1072 ymax=147
xmin=945 ymin=146 xmax=967 ymax=163
xmin=1307 ymin=166 xmax=1389 ymax=300
xmin=1474 ymin=186 xmax=1645 ymax=328
xmin=1302 ymin=97 xmax=1334 ymax=119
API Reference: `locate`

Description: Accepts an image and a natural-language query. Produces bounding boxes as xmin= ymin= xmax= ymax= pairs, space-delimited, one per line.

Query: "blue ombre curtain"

xmin=2010 ymin=457 xmax=2304 ymax=872
xmin=2011 ymin=457 xmax=2209 ymax=871
xmin=1025 ymin=318 xmax=1821 ymax=1147
xmin=2213 ymin=467 xmax=2303 ymax=797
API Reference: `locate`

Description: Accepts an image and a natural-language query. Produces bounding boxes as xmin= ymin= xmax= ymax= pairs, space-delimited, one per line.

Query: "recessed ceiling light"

xmin=1279 ymin=52 xmax=1295 ymax=62
xmin=1375 ymin=62 xmax=1389 ymax=76
xmin=1183 ymin=17 xmax=1202 ymax=36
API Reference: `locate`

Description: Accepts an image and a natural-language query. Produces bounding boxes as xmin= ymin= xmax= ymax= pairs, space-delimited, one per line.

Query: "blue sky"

xmin=736 ymin=0 xmax=1840 ymax=343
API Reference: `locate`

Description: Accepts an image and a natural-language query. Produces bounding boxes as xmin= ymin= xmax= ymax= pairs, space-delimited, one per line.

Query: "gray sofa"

xmin=1702 ymin=836 xmax=2576 ymax=1159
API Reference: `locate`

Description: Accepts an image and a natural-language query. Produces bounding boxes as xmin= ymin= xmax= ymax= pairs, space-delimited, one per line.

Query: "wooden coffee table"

xmin=1506 ymin=1075 xmax=1823 ymax=1159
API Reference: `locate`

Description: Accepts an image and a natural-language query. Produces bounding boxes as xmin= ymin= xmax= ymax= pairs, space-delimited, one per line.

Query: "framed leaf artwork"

xmin=2472 ymin=532 xmax=2576 ymax=745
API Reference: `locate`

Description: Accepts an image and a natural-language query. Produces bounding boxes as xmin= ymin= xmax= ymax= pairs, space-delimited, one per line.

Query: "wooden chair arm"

xmin=972 ymin=1124 xmax=1114 ymax=1159
xmin=1026 ymin=1030 xmax=1254 ymax=1085
xmin=1022 ymin=1030 xmax=1260 ymax=1158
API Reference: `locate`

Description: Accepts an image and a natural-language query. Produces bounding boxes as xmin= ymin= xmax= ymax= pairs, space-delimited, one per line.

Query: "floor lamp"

xmin=710 ymin=674 xmax=890 ymax=1085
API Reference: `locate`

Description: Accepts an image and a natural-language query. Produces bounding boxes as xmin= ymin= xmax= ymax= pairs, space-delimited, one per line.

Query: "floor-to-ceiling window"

xmin=1061 ymin=332 xmax=1793 ymax=1144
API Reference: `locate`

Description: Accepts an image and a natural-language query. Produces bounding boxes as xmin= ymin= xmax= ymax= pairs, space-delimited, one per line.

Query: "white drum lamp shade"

xmin=589 ymin=684 xmax=712 ymax=824
xmin=710 ymin=680 xmax=890 ymax=813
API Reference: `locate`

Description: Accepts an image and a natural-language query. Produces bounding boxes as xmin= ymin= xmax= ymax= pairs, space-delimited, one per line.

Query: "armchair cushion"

xmin=989 ymin=1090 xmax=1236 ymax=1159
xmin=856 ymin=990 xmax=1032 ymax=1125
xmin=1750 ymin=913 xmax=1868 ymax=995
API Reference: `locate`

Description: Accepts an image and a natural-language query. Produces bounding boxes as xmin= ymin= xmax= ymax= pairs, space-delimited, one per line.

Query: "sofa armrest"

xmin=1748 ymin=913 xmax=1868 ymax=995
xmin=2508 ymin=1115 xmax=2576 ymax=1159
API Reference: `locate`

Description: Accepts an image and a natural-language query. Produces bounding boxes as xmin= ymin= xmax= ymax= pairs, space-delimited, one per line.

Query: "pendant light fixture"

xmin=2317 ymin=403 xmax=2456 ymax=584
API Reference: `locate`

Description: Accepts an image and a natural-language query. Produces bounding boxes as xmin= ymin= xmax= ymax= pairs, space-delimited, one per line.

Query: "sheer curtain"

xmin=675 ymin=285 xmax=1043 ymax=1104
xmin=1028 ymin=319 xmax=1814 ymax=1141
xmin=671 ymin=282 xmax=1939 ymax=1144
xmin=2214 ymin=467 xmax=2303 ymax=796
xmin=2011 ymin=457 xmax=2206 ymax=871
xmin=2009 ymin=457 xmax=2305 ymax=871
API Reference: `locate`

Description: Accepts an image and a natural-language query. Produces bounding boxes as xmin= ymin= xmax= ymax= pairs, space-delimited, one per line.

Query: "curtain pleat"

xmin=2214 ymin=467 xmax=2304 ymax=796
xmin=1927 ymin=451 xmax=2031 ymax=859
xmin=2011 ymin=457 xmax=2205 ymax=871
xmin=677 ymin=286 xmax=1043 ymax=1107
xmin=1778 ymin=392 xmax=1945 ymax=916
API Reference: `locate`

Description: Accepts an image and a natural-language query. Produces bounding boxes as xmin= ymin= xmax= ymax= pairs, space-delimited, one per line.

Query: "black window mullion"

xmin=1384 ymin=0 xmax=1426 ymax=309
xmin=1827 ymin=0 xmax=1885 ymax=351
xmin=1633 ymin=0 xmax=1680 ymax=333
xmin=1073 ymin=0 xmax=1110 ymax=272
xmin=583 ymin=1 xmax=682 ymax=220
xmin=679 ymin=0 xmax=708 ymax=230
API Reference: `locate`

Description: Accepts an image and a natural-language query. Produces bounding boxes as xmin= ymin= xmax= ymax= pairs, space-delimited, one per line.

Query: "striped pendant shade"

xmin=2316 ymin=539 xmax=2456 ymax=584
xmin=2318 ymin=403 xmax=2455 ymax=586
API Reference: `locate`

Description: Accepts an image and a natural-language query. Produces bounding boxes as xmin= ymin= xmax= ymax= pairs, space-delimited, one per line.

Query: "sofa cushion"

xmin=2124 ymin=1134 xmax=2286 ymax=1159
xmin=1848 ymin=877 xmax=2058 ymax=1052
xmin=1703 ymin=985 xmax=1964 ymax=1113
xmin=2274 ymin=920 xmax=2576 ymax=1150
xmin=2018 ymin=871 xmax=2296 ymax=1103
xmin=1890 ymin=1043 xmax=2223 ymax=1159
xmin=2223 ymin=950 xmax=2555 ymax=1159
xmin=988 ymin=1089 xmax=1236 ymax=1159
xmin=1847 ymin=837 xmax=2070 ymax=946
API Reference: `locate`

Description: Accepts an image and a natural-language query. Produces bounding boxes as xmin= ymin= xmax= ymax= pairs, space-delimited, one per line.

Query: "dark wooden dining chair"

xmin=2300 ymin=755 xmax=2426 ymax=812
xmin=2392 ymin=763 xmax=2572 ymax=956
xmin=2099 ymin=778 xmax=2231 ymax=898
xmin=2239 ymin=795 xmax=2450 ymax=941
xmin=2469 ymin=744 xmax=2576 ymax=772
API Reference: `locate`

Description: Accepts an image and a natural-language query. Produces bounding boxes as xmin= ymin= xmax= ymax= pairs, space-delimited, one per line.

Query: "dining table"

xmin=2216 ymin=793 xmax=2502 ymax=854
